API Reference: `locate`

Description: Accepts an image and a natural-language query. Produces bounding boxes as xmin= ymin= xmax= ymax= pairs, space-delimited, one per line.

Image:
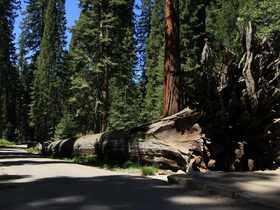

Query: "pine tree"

xmin=69 ymin=0 xmax=110 ymax=133
xmin=143 ymin=0 xmax=165 ymax=120
xmin=30 ymin=0 xmax=66 ymax=141
xmin=180 ymin=0 xmax=206 ymax=71
xmin=238 ymin=0 xmax=280 ymax=38
xmin=18 ymin=0 xmax=49 ymax=141
xmin=179 ymin=0 xmax=207 ymax=108
xmin=68 ymin=0 xmax=137 ymax=133
xmin=18 ymin=38 xmax=34 ymax=141
xmin=19 ymin=0 xmax=48 ymax=59
xmin=207 ymin=0 xmax=239 ymax=50
xmin=107 ymin=0 xmax=141 ymax=130
xmin=0 ymin=0 xmax=20 ymax=140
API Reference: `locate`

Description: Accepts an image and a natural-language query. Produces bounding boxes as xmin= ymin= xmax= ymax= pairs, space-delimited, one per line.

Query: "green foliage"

xmin=30 ymin=0 xmax=66 ymax=141
xmin=19 ymin=0 xmax=48 ymax=57
xmin=54 ymin=114 xmax=77 ymax=140
xmin=68 ymin=156 xmax=157 ymax=176
xmin=18 ymin=0 xmax=50 ymax=141
xmin=142 ymin=0 xmax=164 ymax=121
xmin=181 ymin=0 xmax=206 ymax=71
xmin=110 ymin=162 xmax=142 ymax=174
xmin=105 ymin=161 xmax=158 ymax=176
xmin=68 ymin=0 xmax=138 ymax=134
xmin=72 ymin=155 xmax=97 ymax=165
xmin=179 ymin=0 xmax=208 ymax=109
xmin=68 ymin=0 xmax=111 ymax=133
xmin=26 ymin=145 xmax=41 ymax=154
xmin=0 ymin=0 xmax=20 ymax=140
xmin=107 ymin=25 xmax=140 ymax=130
xmin=0 ymin=139 xmax=14 ymax=147
xmin=207 ymin=0 xmax=240 ymax=50
xmin=238 ymin=0 xmax=280 ymax=38
xmin=122 ymin=160 xmax=139 ymax=168
xmin=141 ymin=166 xmax=158 ymax=176
xmin=2 ymin=0 xmax=279 ymax=146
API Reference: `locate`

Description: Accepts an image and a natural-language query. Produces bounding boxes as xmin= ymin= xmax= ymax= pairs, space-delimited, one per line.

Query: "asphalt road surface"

xmin=0 ymin=147 xmax=270 ymax=210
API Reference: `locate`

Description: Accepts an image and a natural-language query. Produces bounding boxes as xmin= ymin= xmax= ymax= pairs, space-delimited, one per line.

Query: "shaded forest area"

xmin=0 ymin=0 xmax=279 ymax=171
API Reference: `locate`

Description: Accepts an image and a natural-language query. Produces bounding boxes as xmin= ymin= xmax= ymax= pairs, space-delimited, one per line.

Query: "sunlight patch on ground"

xmin=168 ymin=195 xmax=229 ymax=205
xmin=238 ymin=181 xmax=280 ymax=193
xmin=27 ymin=196 xmax=85 ymax=207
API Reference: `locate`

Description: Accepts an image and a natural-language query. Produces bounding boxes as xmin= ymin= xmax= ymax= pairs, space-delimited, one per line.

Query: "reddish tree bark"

xmin=163 ymin=0 xmax=181 ymax=116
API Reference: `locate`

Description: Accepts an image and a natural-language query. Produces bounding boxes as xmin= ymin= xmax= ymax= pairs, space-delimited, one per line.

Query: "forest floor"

xmin=0 ymin=147 xmax=277 ymax=210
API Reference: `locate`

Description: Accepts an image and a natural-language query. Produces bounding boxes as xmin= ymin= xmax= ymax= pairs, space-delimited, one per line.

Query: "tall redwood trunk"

xmin=163 ymin=0 xmax=181 ymax=116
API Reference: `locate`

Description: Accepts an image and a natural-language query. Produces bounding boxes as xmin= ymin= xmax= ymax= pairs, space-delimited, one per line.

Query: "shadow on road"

xmin=0 ymin=174 xmax=31 ymax=181
xmin=0 ymin=148 xmax=278 ymax=210
xmin=0 ymin=148 xmax=70 ymax=166
xmin=0 ymin=160 xmax=71 ymax=166
xmin=0 ymin=175 xmax=31 ymax=191
xmin=0 ymin=148 xmax=39 ymax=159
xmin=0 ymin=174 xmax=275 ymax=210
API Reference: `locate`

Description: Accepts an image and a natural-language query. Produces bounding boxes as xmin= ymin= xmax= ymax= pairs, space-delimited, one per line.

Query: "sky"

xmin=14 ymin=0 xmax=143 ymax=75
xmin=15 ymin=0 xmax=143 ymax=48
xmin=14 ymin=0 xmax=81 ymax=49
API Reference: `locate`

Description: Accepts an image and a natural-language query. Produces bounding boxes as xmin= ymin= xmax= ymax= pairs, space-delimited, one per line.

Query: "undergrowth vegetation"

xmin=0 ymin=139 xmax=14 ymax=147
xmin=26 ymin=146 xmax=41 ymax=154
xmin=68 ymin=156 xmax=159 ymax=176
xmin=141 ymin=166 xmax=158 ymax=176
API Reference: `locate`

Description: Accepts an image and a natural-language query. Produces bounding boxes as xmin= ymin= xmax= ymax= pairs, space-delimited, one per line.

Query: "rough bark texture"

xmin=163 ymin=0 xmax=181 ymax=116
xmin=242 ymin=22 xmax=258 ymax=112
xmin=44 ymin=108 xmax=203 ymax=171
xmin=191 ymin=22 xmax=280 ymax=172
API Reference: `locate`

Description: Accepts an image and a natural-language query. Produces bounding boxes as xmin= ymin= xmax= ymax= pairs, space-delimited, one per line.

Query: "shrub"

xmin=123 ymin=160 xmax=140 ymax=168
xmin=72 ymin=155 xmax=97 ymax=165
xmin=26 ymin=146 xmax=41 ymax=154
xmin=0 ymin=139 xmax=14 ymax=147
xmin=141 ymin=166 xmax=158 ymax=176
xmin=54 ymin=113 xmax=77 ymax=140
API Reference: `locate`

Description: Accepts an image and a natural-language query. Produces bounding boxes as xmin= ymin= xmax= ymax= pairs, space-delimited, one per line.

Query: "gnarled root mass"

xmin=192 ymin=22 xmax=280 ymax=172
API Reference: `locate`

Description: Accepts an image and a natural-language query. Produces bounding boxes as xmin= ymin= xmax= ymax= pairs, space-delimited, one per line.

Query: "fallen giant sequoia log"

xmin=45 ymin=22 xmax=279 ymax=173
xmin=44 ymin=108 xmax=203 ymax=171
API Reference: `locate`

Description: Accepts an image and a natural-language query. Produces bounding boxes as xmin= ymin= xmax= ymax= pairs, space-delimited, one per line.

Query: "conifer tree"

xmin=143 ymin=0 xmax=165 ymax=120
xmin=207 ymin=0 xmax=239 ymax=50
xmin=163 ymin=0 xmax=181 ymax=116
xmin=239 ymin=0 xmax=280 ymax=38
xmin=179 ymin=0 xmax=207 ymax=108
xmin=68 ymin=0 xmax=137 ymax=133
xmin=180 ymin=0 xmax=206 ymax=71
xmin=69 ymin=0 xmax=111 ymax=133
xmin=30 ymin=0 xmax=66 ymax=141
xmin=0 ymin=0 xmax=20 ymax=140
xmin=107 ymin=0 xmax=140 ymax=129
xmin=18 ymin=0 xmax=49 ymax=141
xmin=18 ymin=37 xmax=34 ymax=141
xmin=20 ymin=0 xmax=48 ymax=59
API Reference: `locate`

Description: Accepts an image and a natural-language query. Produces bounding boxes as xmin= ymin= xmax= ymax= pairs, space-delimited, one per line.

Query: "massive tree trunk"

xmin=163 ymin=0 xmax=181 ymax=116
xmin=44 ymin=108 xmax=203 ymax=171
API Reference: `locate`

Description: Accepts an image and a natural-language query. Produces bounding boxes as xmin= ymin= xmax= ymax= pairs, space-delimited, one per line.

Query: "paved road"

xmin=0 ymin=148 xmax=271 ymax=210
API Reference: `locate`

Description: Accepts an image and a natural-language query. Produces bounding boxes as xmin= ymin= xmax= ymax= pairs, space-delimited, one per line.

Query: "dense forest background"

xmin=0 ymin=0 xmax=279 ymax=152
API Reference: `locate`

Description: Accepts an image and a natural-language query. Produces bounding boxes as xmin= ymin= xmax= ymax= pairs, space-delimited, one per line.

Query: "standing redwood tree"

xmin=163 ymin=0 xmax=181 ymax=116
